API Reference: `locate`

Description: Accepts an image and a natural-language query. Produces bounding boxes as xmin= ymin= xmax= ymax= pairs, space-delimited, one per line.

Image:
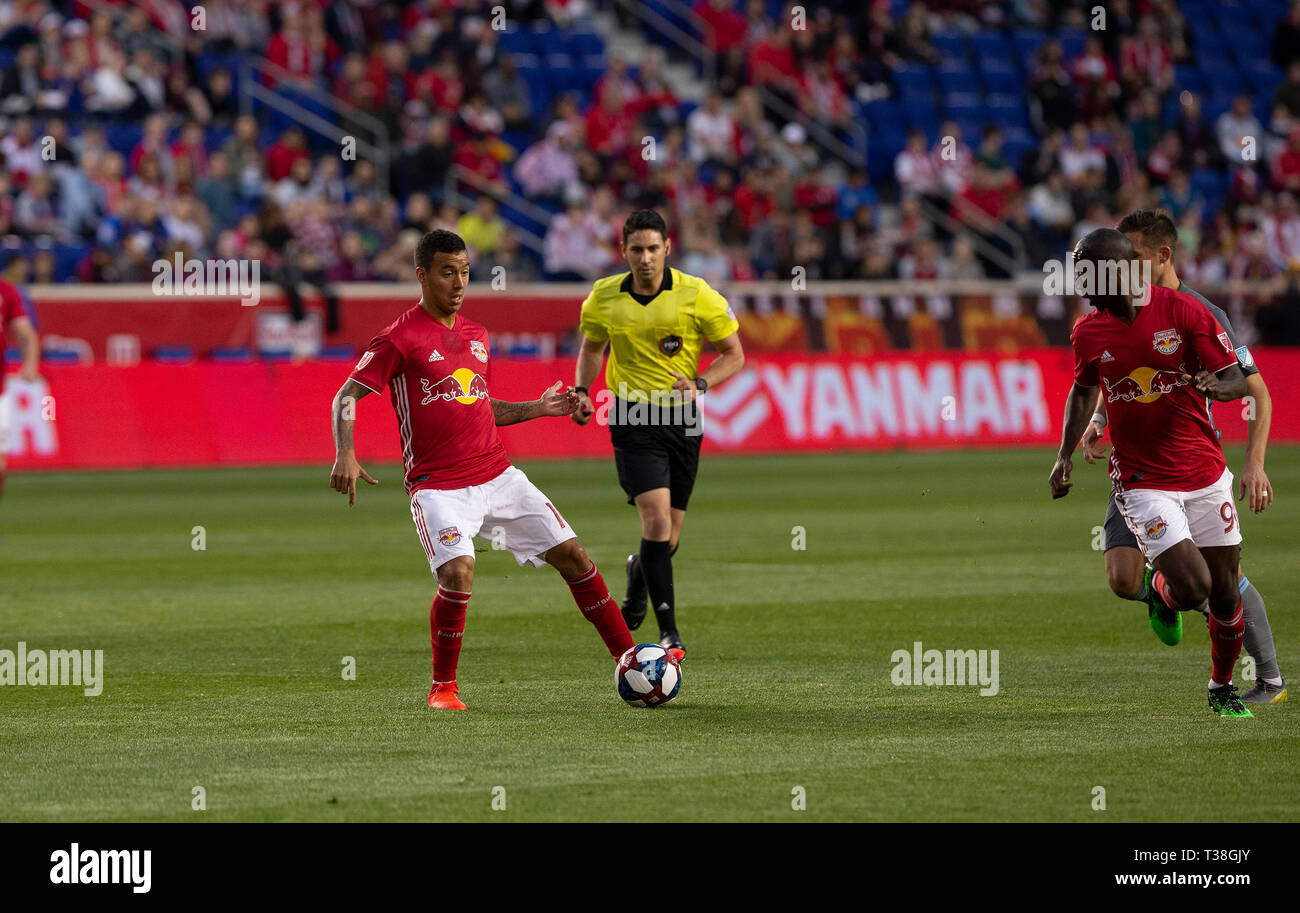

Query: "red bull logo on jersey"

xmin=470 ymin=340 xmax=488 ymax=362
xmin=1152 ymin=329 xmax=1181 ymax=355
xmin=1103 ymin=366 xmax=1188 ymax=404
xmin=420 ymin=368 xmax=490 ymax=406
xmin=1144 ymin=517 xmax=1168 ymax=540
xmin=438 ymin=526 xmax=462 ymax=546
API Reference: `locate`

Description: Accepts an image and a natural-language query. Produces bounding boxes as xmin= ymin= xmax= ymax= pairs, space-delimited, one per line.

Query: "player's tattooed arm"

xmin=330 ymin=380 xmax=377 ymax=506
xmin=1050 ymin=382 xmax=1098 ymax=499
xmin=1185 ymin=363 xmax=1246 ymax=402
xmin=492 ymin=382 xmax=579 ymax=425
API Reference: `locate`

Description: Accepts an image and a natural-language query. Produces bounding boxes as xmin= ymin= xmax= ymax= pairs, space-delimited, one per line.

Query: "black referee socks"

xmin=640 ymin=538 xmax=676 ymax=634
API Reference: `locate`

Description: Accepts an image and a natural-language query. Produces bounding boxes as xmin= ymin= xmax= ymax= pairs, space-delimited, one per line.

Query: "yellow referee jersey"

xmin=579 ymin=268 xmax=740 ymax=403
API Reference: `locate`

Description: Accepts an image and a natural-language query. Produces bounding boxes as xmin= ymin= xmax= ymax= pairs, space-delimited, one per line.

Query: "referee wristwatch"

xmin=694 ymin=377 xmax=709 ymax=394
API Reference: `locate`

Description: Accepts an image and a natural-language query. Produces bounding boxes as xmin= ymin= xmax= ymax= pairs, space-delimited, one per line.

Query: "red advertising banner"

xmin=25 ymin=286 xmax=585 ymax=361
xmin=5 ymin=349 xmax=1296 ymax=471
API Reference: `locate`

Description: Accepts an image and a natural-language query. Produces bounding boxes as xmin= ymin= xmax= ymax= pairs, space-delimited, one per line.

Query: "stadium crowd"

xmin=0 ymin=0 xmax=1298 ymax=342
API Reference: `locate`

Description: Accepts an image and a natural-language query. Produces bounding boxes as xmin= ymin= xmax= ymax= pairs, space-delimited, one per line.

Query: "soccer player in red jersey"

xmin=0 ymin=278 xmax=41 ymax=501
xmin=328 ymin=230 xmax=634 ymax=710
xmin=1080 ymin=210 xmax=1285 ymax=704
xmin=1049 ymin=228 xmax=1254 ymax=718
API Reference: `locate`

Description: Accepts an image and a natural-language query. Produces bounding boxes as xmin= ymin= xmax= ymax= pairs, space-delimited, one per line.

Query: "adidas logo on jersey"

xmin=1099 ymin=350 xmax=1115 ymax=362
xmin=428 ymin=350 xmax=444 ymax=362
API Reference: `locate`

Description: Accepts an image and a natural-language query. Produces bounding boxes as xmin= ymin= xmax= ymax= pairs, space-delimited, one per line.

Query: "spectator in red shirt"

xmin=1273 ymin=123 xmax=1300 ymax=191
xmin=1121 ymin=16 xmax=1173 ymax=96
xmin=694 ymin=0 xmax=746 ymax=54
xmin=266 ymin=126 xmax=311 ymax=183
xmin=748 ymin=28 xmax=799 ymax=94
xmin=452 ymin=133 xmax=506 ymax=194
xmin=733 ymin=164 xmax=775 ymax=231
xmin=584 ymin=82 xmax=634 ymax=159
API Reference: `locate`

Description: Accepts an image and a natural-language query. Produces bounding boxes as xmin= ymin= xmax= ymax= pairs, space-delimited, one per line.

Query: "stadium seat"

xmin=1057 ymin=30 xmax=1087 ymax=61
xmin=970 ymin=32 xmax=1013 ymax=61
xmin=938 ymin=69 xmax=976 ymax=94
xmin=943 ymin=92 xmax=984 ymax=115
xmin=211 ymin=347 xmax=253 ymax=362
xmin=153 ymin=346 xmax=195 ymax=362
xmin=901 ymin=99 xmax=940 ymax=133
xmin=1012 ymin=30 xmax=1046 ymax=61
xmin=569 ymin=31 xmax=605 ymax=58
xmin=930 ymin=32 xmax=969 ymax=61
xmin=40 ymin=349 xmax=86 ymax=365
xmin=498 ymin=28 xmax=532 ymax=55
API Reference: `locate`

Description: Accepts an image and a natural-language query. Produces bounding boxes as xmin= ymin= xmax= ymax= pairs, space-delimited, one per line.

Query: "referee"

xmin=571 ymin=210 xmax=745 ymax=660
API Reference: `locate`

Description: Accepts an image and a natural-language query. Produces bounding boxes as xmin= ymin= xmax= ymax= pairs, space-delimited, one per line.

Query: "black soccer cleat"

xmin=1207 ymin=683 xmax=1254 ymax=719
xmin=659 ymin=630 xmax=685 ymax=663
xmin=621 ymin=554 xmax=648 ymax=630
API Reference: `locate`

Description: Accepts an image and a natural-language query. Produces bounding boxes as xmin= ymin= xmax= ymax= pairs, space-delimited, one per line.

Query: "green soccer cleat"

xmin=1208 ymin=683 xmax=1254 ymax=719
xmin=1144 ymin=567 xmax=1182 ymax=646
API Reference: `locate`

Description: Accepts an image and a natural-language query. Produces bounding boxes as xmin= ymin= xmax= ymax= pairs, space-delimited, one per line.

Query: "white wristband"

xmin=1091 ymin=412 xmax=1107 ymax=428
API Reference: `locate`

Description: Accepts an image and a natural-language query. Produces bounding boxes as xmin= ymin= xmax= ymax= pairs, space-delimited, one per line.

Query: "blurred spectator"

xmin=1217 ymin=94 xmax=1262 ymax=167
xmin=14 ymin=173 xmax=60 ymax=238
xmin=1120 ymin=16 xmax=1173 ymax=97
xmin=544 ymin=187 xmax=615 ymax=280
xmin=687 ymin=90 xmax=736 ymax=167
xmin=1275 ymin=61 xmax=1300 ymax=119
xmin=482 ymin=56 xmax=533 ymax=132
xmin=1158 ymin=170 xmax=1205 ymax=222
xmin=931 ymin=122 xmax=974 ymax=197
xmin=1276 ymin=122 xmax=1300 ymax=194
xmin=838 ymin=168 xmax=878 ymax=222
xmin=1262 ymin=192 xmax=1300 ymax=269
xmin=457 ymin=195 xmax=506 ymax=259
xmin=1273 ymin=0 xmax=1300 ymax=69
xmin=515 ymin=122 xmax=579 ymax=200
xmin=266 ymin=126 xmax=310 ymax=183
xmin=1059 ymin=124 xmax=1106 ymax=186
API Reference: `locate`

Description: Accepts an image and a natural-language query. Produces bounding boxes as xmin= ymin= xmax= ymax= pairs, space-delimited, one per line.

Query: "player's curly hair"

xmin=622 ymin=209 xmax=668 ymax=245
xmin=1117 ymin=209 xmax=1179 ymax=252
xmin=414 ymin=229 xmax=467 ymax=271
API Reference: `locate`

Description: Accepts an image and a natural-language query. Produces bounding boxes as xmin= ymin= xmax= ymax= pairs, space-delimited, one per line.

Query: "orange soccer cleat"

xmin=428 ymin=680 xmax=467 ymax=710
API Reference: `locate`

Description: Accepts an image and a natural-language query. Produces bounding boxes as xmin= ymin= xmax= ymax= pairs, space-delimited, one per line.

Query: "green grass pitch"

xmin=2 ymin=448 xmax=1297 ymax=822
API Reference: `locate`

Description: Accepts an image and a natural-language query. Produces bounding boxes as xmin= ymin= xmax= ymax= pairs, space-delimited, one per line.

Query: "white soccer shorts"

xmin=1114 ymin=467 xmax=1242 ymax=561
xmin=409 ymin=465 xmax=575 ymax=571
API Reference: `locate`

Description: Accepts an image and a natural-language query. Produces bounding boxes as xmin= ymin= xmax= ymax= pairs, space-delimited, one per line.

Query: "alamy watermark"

xmin=0 ymin=641 xmax=103 ymax=696
xmin=591 ymin=384 xmax=704 ymax=437
xmin=1042 ymin=255 xmax=1151 ymax=304
xmin=890 ymin=641 xmax=999 ymax=696
xmin=151 ymin=253 xmax=261 ymax=307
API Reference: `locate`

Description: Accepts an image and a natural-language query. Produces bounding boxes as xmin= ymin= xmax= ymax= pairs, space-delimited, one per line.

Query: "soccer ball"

xmin=616 ymin=643 xmax=681 ymax=707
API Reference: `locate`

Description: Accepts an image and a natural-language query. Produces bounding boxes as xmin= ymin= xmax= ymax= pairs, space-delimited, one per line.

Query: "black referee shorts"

xmin=608 ymin=399 xmax=703 ymax=511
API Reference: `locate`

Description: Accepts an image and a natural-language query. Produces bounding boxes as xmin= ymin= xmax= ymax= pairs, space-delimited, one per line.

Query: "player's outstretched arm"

xmin=571 ymin=335 xmax=606 ymax=425
xmin=1240 ymin=372 xmax=1274 ymax=513
xmin=491 ymin=382 xmax=579 ymax=426
xmin=1050 ymin=382 xmax=1098 ymax=499
xmin=330 ymin=379 xmax=377 ymax=507
xmin=1185 ymin=363 xmax=1246 ymax=402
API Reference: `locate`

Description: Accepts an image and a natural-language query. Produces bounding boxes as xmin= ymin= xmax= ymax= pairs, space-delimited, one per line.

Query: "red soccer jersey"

xmin=1071 ymin=284 xmax=1238 ymax=492
xmin=349 ymin=306 xmax=510 ymax=494
xmin=0 ymin=278 xmax=31 ymax=387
